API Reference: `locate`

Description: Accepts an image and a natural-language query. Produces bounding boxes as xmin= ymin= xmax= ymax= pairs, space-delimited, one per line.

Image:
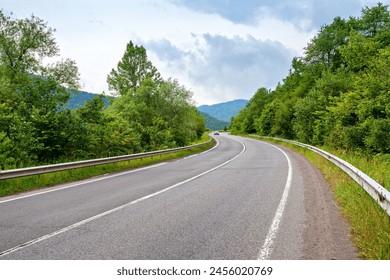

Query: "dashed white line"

xmin=0 ymin=163 xmax=166 ymax=204
xmin=0 ymin=137 xmax=220 ymax=205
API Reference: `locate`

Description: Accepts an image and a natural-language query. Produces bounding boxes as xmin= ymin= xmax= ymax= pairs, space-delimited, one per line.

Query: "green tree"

xmin=232 ymin=3 xmax=390 ymax=156
xmin=0 ymin=11 xmax=58 ymax=76
xmin=107 ymin=77 xmax=203 ymax=151
xmin=304 ymin=17 xmax=351 ymax=70
xmin=230 ymin=88 xmax=271 ymax=133
xmin=255 ymin=100 xmax=279 ymax=136
xmin=0 ymin=11 xmax=80 ymax=166
xmin=358 ymin=3 xmax=390 ymax=37
xmin=107 ymin=41 xmax=161 ymax=96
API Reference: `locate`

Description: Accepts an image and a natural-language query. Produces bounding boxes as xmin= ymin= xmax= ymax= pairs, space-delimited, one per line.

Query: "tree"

xmin=339 ymin=31 xmax=381 ymax=72
xmin=231 ymin=3 xmax=390 ymax=156
xmin=304 ymin=17 xmax=351 ymax=70
xmin=359 ymin=3 xmax=390 ymax=37
xmin=107 ymin=77 xmax=204 ymax=150
xmin=0 ymin=11 xmax=80 ymax=166
xmin=107 ymin=41 xmax=161 ymax=96
xmin=0 ymin=11 xmax=58 ymax=76
xmin=230 ymin=88 xmax=271 ymax=134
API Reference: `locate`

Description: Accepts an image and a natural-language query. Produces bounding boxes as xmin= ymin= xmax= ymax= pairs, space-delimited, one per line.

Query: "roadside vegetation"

xmin=231 ymin=4 xmax=390 ymax=157
xmin=0 ymin=134 xmax=214 ymax=197
xmin=0 ymin=11 xmax=205 ymax=171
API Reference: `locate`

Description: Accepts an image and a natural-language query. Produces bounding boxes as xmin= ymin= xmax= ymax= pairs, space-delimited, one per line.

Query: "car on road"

xmin=214 ymin=131 xmax=219 ymax=135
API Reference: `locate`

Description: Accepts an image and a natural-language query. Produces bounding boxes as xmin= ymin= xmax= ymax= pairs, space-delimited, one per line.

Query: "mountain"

xmin=197 ymin=99 xmax=248 ymax=122
xmin=65 ymin=91 xmax=110 ymax=109
xmin=199 ymin=112 xmax=230 ymax=131
xmin=67 ymin=92 xmax=246 ymax=131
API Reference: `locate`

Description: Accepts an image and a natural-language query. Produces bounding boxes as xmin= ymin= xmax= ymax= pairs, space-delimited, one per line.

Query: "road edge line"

xmin=257 ymin=142 xmax=293 ymax=260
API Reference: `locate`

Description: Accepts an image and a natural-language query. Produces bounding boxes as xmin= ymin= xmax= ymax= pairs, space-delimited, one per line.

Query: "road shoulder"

xmin=285 ymin=146 xmax=359 ymax=259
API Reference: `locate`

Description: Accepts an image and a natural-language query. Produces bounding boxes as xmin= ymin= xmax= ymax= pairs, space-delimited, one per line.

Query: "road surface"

xmin=0 ymin=133 xmax=358 ymax=259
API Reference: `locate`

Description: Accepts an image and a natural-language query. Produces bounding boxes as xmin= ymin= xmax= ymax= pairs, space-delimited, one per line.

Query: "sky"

xmin=1 ymin=0 xmax=385 ymax=105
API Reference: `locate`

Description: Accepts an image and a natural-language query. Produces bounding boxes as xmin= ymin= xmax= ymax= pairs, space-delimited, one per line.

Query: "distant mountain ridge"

xmin=67 ymin=92 xmax=248 ymax=130
xmin=197 ymin=99 xmax=248 ymax=122
xmin=199 ymin=112 xmax=230 ymax=131
xmin=65 ymin=91 xmax=109 ymax=109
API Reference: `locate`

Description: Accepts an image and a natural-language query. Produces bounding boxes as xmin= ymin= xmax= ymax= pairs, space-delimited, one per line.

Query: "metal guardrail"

xmin=253 ymin=135 xmax=390 ymax=216
xmin=0 ymin=139 xmax=213 ymax=180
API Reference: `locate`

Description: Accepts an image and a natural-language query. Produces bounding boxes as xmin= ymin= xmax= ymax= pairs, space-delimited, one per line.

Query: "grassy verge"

xmin=247 ymin=135 xmax=390 ymax=260
xmin=321 ymin=148 xmax=390 ymax=192
xmin=0 ymin=135 xmax=215 ymax=198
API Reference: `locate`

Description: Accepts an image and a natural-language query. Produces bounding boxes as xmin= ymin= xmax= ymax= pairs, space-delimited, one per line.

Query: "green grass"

xmin=321 ymin=148 xmax=390 ymax=192
xmin=247 ymin=135 xmax=390 ymax=260
xmin=0 ymin=136 xmax=215 ymax=198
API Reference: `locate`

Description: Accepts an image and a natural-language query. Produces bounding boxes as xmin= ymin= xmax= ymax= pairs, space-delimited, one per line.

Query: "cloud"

xmin=145 ymin=39 xmax=186 ymax=64
xmin=171 ymin=0 xmax=372 ymax=30
xmin=170 ymin=0 xmax=263 ymax=24
xmin=145 ymin=34 xmax=294 ymax=104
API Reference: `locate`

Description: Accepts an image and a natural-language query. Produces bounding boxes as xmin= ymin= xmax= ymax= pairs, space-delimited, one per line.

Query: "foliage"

xmin=107 ymin=41 xmax=161 ymax=96
xmin=0 ymin=136 xmax=214 ymax=197
xmin=107 ymin=78 xmax=204 ymax=150
xmin=0 ymin=12 xmax=205 ymax=170
xmin=0 ymin=10 xmax=80 ymax=167
xmin=231 ymin=3 xmax=390 ymax=155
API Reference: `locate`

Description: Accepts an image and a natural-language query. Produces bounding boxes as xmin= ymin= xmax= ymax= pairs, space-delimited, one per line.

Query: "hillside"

xmin=67 ymin=92 xmax=245 ymax=131
xmin=65 ymin=91 xmax=110 ymax=109
xmin=199 ymin=112 xmax=230 ymax=131
xmin=198 ymin=99 xmax=248 ymax=122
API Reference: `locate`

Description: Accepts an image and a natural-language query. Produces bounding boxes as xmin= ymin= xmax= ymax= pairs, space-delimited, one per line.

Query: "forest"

xmin=0 ymin=11 xmax=205 ymax=170
xmin=231 ymin=3 xmax=390 ymax=155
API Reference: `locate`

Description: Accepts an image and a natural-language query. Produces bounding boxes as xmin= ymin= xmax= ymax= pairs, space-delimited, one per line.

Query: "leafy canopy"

xmin=107 ymin=41 xmax=161 ymax=96
xmin=231 ymin=3 xmax=390 ymax=154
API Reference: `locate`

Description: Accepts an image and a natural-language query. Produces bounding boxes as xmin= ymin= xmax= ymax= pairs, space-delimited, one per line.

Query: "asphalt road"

xmin=0 ymin=133 xmax=358 ymax=259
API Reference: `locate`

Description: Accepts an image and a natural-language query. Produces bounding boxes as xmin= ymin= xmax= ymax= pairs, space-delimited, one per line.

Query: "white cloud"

xmin=145 ymin=34 xmax=294 ymax=105
xmin=172 ymin=0 xmax=379 ymax=30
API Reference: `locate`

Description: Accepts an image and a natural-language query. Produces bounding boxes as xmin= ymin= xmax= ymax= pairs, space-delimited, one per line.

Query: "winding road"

xmin=0 ymin=133 xmax=358 ymax=259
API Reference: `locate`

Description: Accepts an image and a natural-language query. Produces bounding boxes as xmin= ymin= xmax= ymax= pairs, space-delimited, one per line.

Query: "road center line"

xmin=0 ymin=137 xmax=245 ymax=258
xmin=0 ymin=137 xmax=220 ymax=205
xmin=257 ymin=142 xmax=293 ymax=260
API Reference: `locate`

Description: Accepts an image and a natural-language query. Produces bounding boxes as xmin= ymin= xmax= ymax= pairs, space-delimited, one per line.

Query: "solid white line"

xmin=0 ymin=138 xmax=220 ymax=205
xmin=257 ymin=143 xmax=293 ymax=260
xmin=0 ymin=138 xmax=245 ymax=258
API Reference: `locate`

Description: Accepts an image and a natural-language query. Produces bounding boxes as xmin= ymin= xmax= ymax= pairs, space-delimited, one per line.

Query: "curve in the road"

xmin=0 ymin=134 xmax=358 ymax=260
xmin=0 ymin=136 xmax=246 ymax=258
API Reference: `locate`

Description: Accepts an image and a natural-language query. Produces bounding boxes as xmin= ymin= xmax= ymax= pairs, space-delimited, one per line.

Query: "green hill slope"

xmin=198 ymin=99 xmax=248 ymax=122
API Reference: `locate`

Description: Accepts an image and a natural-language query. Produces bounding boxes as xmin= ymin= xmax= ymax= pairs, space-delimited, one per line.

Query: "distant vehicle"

xmin=214 ymin=131 xmax=219 ymax=135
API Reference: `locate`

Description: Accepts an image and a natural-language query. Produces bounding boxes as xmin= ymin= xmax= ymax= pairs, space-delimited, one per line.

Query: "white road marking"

xmin=258 ymin=142 xmax=293 ymax=260
xmin=0 ymin=163 xmax=166 ymax=204
xmin=178 ymin=136 xmax=220 ymax=161
xmin=0 ymin=137 xmax=245 ymax=258
xmin=0 ymin=137 xmax=220 ymax=205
